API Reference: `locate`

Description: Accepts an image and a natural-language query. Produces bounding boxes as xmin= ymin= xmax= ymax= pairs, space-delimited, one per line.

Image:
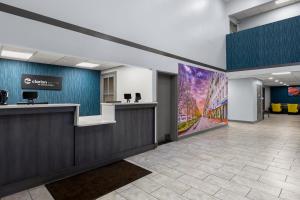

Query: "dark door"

xmin=263 ymin=88 xmax=265 ymax=119
xmin=257 ymin=85 xmax=263 ymax=121
xmin=157 ymin=73 xmax=177 ymax=144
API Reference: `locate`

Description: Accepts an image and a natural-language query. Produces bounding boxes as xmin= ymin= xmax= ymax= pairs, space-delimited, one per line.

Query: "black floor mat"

xmin=46 ymin=160 xmax=151 ymax=200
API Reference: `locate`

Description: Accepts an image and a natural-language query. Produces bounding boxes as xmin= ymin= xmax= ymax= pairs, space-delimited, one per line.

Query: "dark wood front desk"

xmin=0 ymin=103 xmax=156 ymax=197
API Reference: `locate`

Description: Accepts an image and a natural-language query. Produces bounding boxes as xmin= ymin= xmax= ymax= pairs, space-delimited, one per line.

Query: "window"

xmin=101 ymin=72 xmax=116 ymax=102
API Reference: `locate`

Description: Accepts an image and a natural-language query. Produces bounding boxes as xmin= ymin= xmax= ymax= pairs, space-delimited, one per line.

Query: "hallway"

xmin=3 ymin=115 xmax=300 ymax=200
xmin=124 ymin=114 xmax=300 ymax=200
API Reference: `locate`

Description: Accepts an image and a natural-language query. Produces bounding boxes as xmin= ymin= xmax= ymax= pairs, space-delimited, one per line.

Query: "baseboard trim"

xmin=229 ymin=119 xmax=261 ymax=124
xmin=178 ymin=124 xmax=228 ymax=140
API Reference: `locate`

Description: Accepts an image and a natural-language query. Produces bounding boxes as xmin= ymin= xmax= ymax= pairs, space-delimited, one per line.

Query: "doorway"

xmin=257 ymin=84 xmax=263 ymax=121
xmin=263 ymin=87 xmax=265 ymax=120
xmin=156 ymin=72 xmax=177 ymax=144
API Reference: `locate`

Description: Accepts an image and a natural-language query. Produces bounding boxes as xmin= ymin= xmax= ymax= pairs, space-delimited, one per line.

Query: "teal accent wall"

xmin=0 ymin=59 xmax=100 ymax=116
xmin=271 ymin=86 xmax=300 ymax=104
xmin=227 ymin=15 xmax=300 ymax=71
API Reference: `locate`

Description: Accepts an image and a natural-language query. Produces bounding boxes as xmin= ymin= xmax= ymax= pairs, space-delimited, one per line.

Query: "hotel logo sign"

xmin=21 ymin=74 xmax=62 ymax=90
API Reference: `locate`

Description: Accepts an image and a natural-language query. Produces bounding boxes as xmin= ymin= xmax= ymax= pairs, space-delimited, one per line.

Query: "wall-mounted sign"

xmin=21 ymin=74 xmax=62 ymax=90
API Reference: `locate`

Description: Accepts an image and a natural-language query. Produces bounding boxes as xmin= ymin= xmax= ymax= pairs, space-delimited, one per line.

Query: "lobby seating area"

xmin=271 ymin=103 xmax=299 ymax=114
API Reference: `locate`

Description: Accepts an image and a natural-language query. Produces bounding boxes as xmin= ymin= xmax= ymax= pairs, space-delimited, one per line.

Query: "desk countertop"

xmin=0 ymin=103 xmax=155 ymax=127
xmin=77 ymin=115 xmax=116 ymax=127
xmin=101 ymin=102 xmax=158 ymax=106
xmin=0 ymin=104 xmax=79 ymax=109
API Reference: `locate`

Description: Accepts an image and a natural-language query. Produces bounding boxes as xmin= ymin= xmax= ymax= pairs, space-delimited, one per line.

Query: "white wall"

xmin=102 ymin=66 xmax=153 ymax=103
xmin=264 ymin=86 xmax=271 ymax=111
xmin=0 ymin=0 xmax=229 ymax=72
xmin=228 ymin=78 xmax=262 ymax=122
xmin=238 ymin=3 xmax=300 ymax=30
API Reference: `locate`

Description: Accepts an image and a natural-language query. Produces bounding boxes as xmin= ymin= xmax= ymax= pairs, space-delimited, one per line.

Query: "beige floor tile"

xmin=183 ymin=188 xmax=217 ymax=200
xmin=132 ymin=177 xmax=162 ymax=193
xmin=232 ymin=175 xmax=281 ymax=196
xmin=29 ymin=186 xmax=54 ymax=200
xmin=120 ymin=186 xmax=157 ymax=200
xmin=214 ymin=188 xmax=248 ymax=200
xmin=246 ymin=189 xmax=281 ymax=200
xmin=286 ymin=176 xmax=300 ymax=186
xmin=150 ymin=164 xmax=183 ymax=179
xmin=204 ymin=175 xmax=250 ymax=196
xmin=280 ymin=189 xmax=300 ymax=200
xmin=2 ymin=191 xmax=31 ymax=200
xmin=152 ymin=187 xmax=187 ymax=200
xmin=259 ymin=176 xmax=300 ymax=195
xmin=148 ymin=174 xmax=191 ymax=195
xmin=177 ymin=175 xmax=220 ymax=195
xmin=115 ymin=183 xmax=134 ymax=193
xmin=96 ymin=192 xmax=126 ymax=200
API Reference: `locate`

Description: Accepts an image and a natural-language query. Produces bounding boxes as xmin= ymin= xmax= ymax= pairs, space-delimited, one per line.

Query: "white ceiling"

xmin=0 ymin=0 xmax=228 ymax=70
xmin=227 ymin=65 xmax=300 ymax=86
xmin=230 ymin=0 xmax=300 ymax=20
xmin=0 ymin=44 xmax=122 ymax=71
xmin=256 ymin=71 xmax=300 ymax=86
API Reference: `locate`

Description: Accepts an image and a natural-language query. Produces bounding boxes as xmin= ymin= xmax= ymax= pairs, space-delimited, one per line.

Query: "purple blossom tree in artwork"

xmin=178 ymin=64 xmax=228 ymax=136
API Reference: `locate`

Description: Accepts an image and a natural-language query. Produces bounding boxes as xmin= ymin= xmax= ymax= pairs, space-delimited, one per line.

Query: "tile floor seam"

xmin=147 ymin=185 xmax=163 ymax=194
xmin=245 ymin=187 xmax=252 ymax=198
xmin=125 ymin=185 xmax=160 ymax=200
xmin=27 ymin=190 xmax=33 ymax=200
xmin=115 ymin=192 xmax=129 ymax=200
xmin=278 ymin=188 xmax=283 ymax=198
xmin=212 ymin=187 xmax=222 ymax=196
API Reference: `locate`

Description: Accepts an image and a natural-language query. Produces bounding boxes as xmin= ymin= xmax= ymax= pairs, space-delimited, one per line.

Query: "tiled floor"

xmin=2 ymin=114 xmax=300 ymax=200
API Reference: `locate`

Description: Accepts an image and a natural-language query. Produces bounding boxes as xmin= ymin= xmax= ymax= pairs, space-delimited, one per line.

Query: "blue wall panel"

xmin=271 ymin=86 xmax=300 ymax=104
xmin=0 ymin=59 xmax=100 ymax=116
xmin=227 ymin=15 xmax=300 ymax=71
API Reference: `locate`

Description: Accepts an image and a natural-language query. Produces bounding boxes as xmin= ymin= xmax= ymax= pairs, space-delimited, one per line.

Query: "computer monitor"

xmin=135 ymin=93 xmax=141 ymax=103
xmin=23 ymin=91 xmax=38 ymax=104
xmin=124 ymin=93 xmax=132 ymax=103
xmin=0 ymin=90 xmax=8 ymax=105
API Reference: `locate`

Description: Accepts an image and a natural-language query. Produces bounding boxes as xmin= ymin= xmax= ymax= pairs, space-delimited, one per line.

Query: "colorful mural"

xmin=288 ymin=87 xmax=300 ymax=96
xmin=178 ymin=64 xmax=228 ymax=137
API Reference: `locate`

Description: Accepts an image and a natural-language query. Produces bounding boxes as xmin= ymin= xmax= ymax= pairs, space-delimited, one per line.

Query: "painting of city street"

xmin=178 ymin=64 xmax=228 ymax=137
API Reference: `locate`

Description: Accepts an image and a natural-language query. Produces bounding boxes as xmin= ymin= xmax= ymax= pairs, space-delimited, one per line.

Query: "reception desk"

xmin=0 ymin=103 xmax=156 ymax=197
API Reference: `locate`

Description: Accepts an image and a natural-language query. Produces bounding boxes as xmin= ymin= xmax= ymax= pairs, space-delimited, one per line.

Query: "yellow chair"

xmin=272 ymin=103 xmax=282 ymax=113
xmin=288 ymin=104 xmax=298 ymax=114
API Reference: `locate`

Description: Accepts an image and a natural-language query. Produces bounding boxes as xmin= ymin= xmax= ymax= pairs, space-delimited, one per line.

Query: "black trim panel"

xmin=227 ymin=62 xmax=300 ymax=72
xmin=0 ymin=3 xmax=225 ymax=72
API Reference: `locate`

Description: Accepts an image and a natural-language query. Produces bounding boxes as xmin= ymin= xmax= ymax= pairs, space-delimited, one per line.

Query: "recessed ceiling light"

xmin=280 ymin=82 xmax=283 ymax=84
xmin=275 ymin=80 xmax=279 ymax=82
xmin=1 ymin=50 xmax=33 ymax=60
xmin=76 ymin=62 xmax=99 ymax=68
xmin=268 ymin=77 xmax=273 ymax=80
xmin=272 ymin=72 xmax=291 ymax=75
xmin=275 ymin=0 xmax=291 ymax=4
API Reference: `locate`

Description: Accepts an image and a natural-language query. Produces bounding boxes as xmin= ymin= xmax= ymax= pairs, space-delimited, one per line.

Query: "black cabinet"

xmin=0 ymin=104 xmax=156 ymax=197
xmin=75 ymin=125 xmax=114 ymax=166
xmin=113 ymin=106 xmax=154 ymax=152
xmin=0 ymin=108 xmax=75 ymax=187
xmin=75 ymin=104 xmax=155 ymax=167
